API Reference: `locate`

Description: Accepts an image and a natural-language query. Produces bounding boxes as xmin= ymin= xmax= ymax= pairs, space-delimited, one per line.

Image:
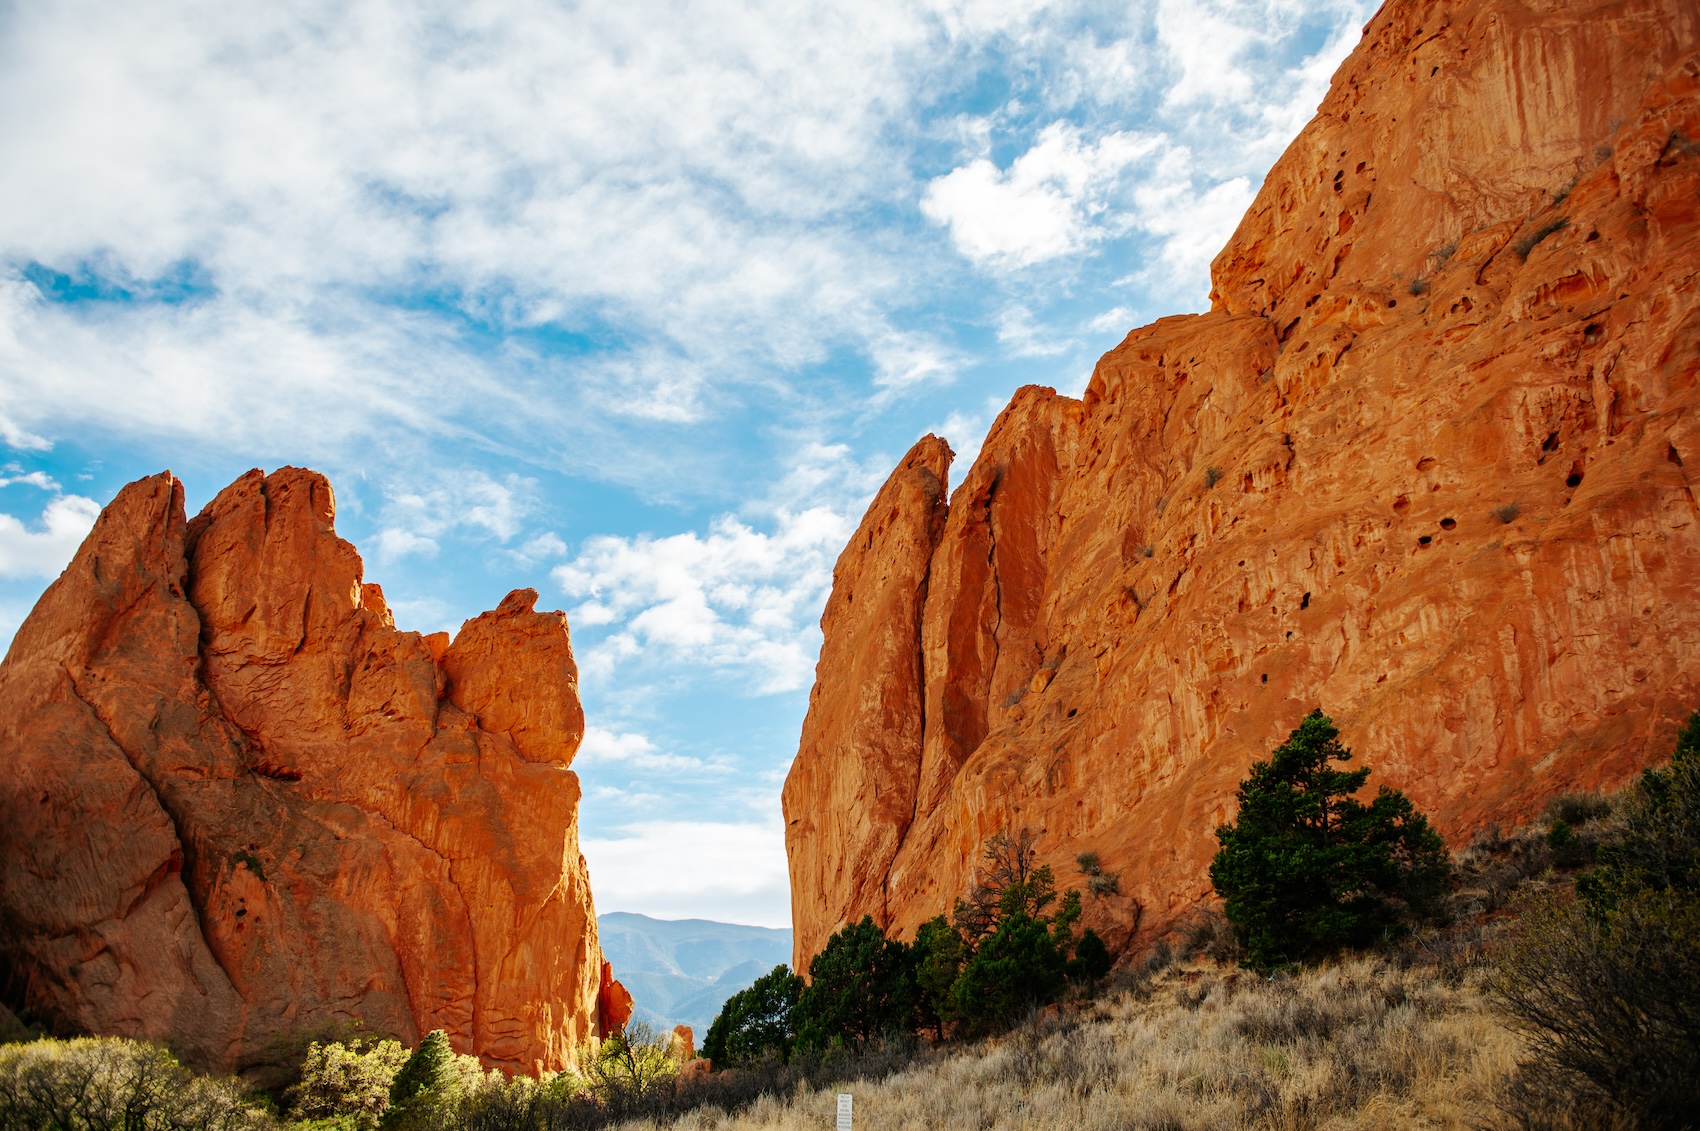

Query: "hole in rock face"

xmin=1431 ymin=66 xmax=1439 ymax=76
xmin=1542 ymin=432 xmax=1560 ymax=452
xmin=1584 ymin=323 xmax=1604 ymax=344
xmin=1586 ymin=230 xmax=1600 ymax=241
xmin=1301 ymin=592 xmax=1311 ymax=610
xmin=1672 ymin=444 xmax=1686 ymax=467
xmin=1067 ymin=708 xmax=1078 ymax=718
xmin=1419 ymin=535 xmax=1433 ymax=545
xmin=1261 ymin=673 xmax=1269 ymax=683
xmin=1440 ymin=518 xmax=1456 ymax=530
xmin=1356 ymin=161 xmax=1367 ymax=173
xmin=1567 ymin=472 xmax=1583 ymax=488
xmin=1393 ymin=494 xmax=1411 ymax=514
xmin=1417 ymin=456 xmax=1437 ymax=471
xmin=1388 ymin=299 xmax=1397 ymax=307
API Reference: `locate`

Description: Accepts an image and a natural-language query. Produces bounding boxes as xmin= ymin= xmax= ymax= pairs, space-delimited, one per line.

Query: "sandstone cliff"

xmin=785 ymin=0 xmax=1700 ymax=967
xmin=0 ymin=468 xmax=615 ymax=1075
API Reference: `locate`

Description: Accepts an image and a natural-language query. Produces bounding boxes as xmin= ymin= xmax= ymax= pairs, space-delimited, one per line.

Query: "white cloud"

xmin=577 ymin=724 xmax=713 ymax=773
xmin=996 ymin=305 xmax=1071 ymax=357
xmin=1086 ymin=306 xmax=1135 ymax=334
xmin=0 ymin=494 xmax=101 ymax=579
xmin=0 ymin=0 xmax=960 ymax=461
xmin=549 ymin=435 xmax=887 ymax=695
xmin=513 ymin=531 xmax=567 ymax=563
xmin=376 ymin=528 xmax=439 ymax=560
xmin=555 ymin=504 xmax=850 ymax=694
xmin=922 ymin=124 xmax=1160 ymax=267
xmin=1133 ymin=166 xmax=1259 ymax=285
xmin=0 ymin=468 xmax=58 ymax=490
xmin=582 ymin=817 xmax=791 ymax=926
xmin=870 ymin=332 xmax=959 ymax=391
xmin=374 ymin=470 xmax=536 ymax=562
xmin=384 ymin=594 xmax=457 ymax=635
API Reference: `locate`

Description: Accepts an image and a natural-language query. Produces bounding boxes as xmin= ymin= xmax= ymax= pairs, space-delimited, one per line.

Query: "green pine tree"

xmin=911 ymin=916 xmax=964 ymax=1040
xmin=381 ymin=1030 xmax=455 ymax=1130
xmin=793 ymin=917 xmax=916 ymax=1052
xmin=1069 ymin=928 xmax=1111 ymax=982
xmin=701 ymin=964 xmax=804 ymax=1067
xmin=948 ymin=911 xmax=1066 ymax=1031
xmin=1209 ymin=709 xmax=1450 ymax=971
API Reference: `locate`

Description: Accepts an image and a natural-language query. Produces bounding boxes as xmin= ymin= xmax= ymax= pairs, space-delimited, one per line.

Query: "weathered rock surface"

xmin=0 ymin=468 xmax=616 ymax=1074
xmin=786 ymin=0 xmax=1700 ymax=967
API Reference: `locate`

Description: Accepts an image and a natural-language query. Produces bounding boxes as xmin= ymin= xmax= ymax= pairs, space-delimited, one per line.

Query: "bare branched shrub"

xmin=1495 ymin=502 xmax=1522 ymax=524
xmin=1087 ymin=873 xmax=1120 ymax=896
xmin=1173 ymin=908 xmax=1242 ymax=964
xmin=1540 ymin=792 xmax=1611 ymax=828
xmin=1494 ymin=891 xmax=1700 ymax=1127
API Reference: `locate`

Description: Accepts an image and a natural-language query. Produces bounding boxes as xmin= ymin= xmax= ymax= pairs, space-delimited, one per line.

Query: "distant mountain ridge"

xmin=596 ymin=912 xmax=792 ymax=1034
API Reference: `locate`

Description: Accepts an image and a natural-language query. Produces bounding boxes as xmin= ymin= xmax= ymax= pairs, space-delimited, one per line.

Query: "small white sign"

xmin=836 ymin=1092 xmax=853 ymax=1130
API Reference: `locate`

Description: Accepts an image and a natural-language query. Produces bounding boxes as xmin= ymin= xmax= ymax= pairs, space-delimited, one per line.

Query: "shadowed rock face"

xmin=785 ymin=0 xmax=1700 ymax=968
xmin=0 ymin=467 xmax=612 ymax=1075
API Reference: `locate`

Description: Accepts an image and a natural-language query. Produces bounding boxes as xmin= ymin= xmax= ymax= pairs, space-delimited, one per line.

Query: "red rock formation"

xmin=785 ymin=0 xmax=1700 ymax=967
xmin=669 ymin=1024 xmax=695 ymax=1061
xmin=596 ymin=961 xmax=635 ymax=1036
xmin=0 ymin=468 xmax=611 ymax=1075
xmin=782 ymin=438 xmax=951 ymax=938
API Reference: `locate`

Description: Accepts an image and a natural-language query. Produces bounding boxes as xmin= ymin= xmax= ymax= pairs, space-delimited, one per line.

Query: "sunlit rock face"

xmin=785 ymin=0 xmax=1700 ymax=968
xmin=0 ymin=467 xmax=614 ymax=1075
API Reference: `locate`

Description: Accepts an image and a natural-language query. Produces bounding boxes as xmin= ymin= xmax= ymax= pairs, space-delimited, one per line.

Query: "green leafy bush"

xmin=585 ymin=1022 xmax=677 ymax=1116
xmin=0 ymin=1036 xmax=271 ymax=1130
xmin=1209 ymin=709 xmax=1451 ymax=971
xmin=945 ymin=829 xmax=1097 ymax=1034
xmin=286 ymin=1037 xmax=408 ymax=1130
xmin=707 ymin=829 xmax=1114 ymax=1055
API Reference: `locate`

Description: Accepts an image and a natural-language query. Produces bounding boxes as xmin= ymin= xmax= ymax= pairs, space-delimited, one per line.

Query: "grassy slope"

xmin=625 ymin=957 xmax=1522 ymax=1130
xmin=618 ymin=813 xmax=1626 ymax=1131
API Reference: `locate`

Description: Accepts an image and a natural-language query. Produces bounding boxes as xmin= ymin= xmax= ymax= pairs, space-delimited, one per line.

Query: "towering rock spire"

xmin=0 ymin=467 xmax=610 ymax=1075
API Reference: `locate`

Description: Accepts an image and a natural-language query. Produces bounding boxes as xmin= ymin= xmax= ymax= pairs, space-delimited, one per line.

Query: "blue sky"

xmin=0 ymin=0 xmax=1374 ymax=927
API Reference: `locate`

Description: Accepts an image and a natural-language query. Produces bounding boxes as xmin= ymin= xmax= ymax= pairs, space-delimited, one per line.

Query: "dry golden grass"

xmin=621 ymin=958 xmax=1529 ymax=1131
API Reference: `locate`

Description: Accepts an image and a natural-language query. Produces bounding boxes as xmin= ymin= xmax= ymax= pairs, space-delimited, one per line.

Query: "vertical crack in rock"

xmin=60 ymin=664 xmax=238 ymax=995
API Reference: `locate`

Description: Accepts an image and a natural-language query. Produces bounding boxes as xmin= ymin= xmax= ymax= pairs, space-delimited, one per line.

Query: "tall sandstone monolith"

xmin=785 ymin=0 xmax=1700 ymax=967
xmin=0 ymin=467 xmax=615 ymax=1074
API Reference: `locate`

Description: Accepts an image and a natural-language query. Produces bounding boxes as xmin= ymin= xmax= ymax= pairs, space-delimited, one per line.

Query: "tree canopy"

xmin=1210 ymin=709 xmax=1450 ymax=971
